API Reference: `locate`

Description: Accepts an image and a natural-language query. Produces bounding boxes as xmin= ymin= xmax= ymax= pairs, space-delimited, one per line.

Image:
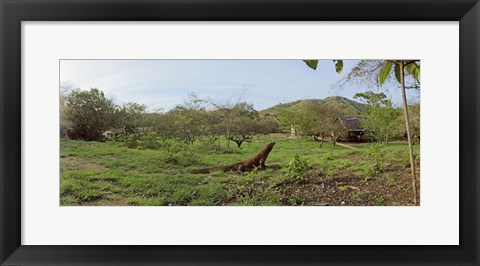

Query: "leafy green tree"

xmin=162 ymin=103 xmax=209 ymax=144
xmin=291 ymin=107 xmax=317 ymax=139
xmin=152 ymin=111 xmax=177 ymax=140
xmin=280 ymin=105 xmax=335 ymax=147
xmin=306 ymin=105 xmax=336 ymax=147
xmin=63 ymin=88 xmax=117 ymax=141
xmin=354 ymin=92 xmax=400 ymax=145
xmin=115 ymin=102 xmax=147 ymax=134
xmin=201 ymin=109 xmax=224 ymax=145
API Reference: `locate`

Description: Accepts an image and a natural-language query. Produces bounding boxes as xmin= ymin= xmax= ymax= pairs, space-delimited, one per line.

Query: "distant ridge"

xmin=259 ymin=96 xmax=364 ymax=118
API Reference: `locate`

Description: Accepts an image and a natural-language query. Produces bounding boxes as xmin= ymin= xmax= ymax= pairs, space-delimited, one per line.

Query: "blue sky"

xmin=60 ymin=60 xmax=419 ymax=112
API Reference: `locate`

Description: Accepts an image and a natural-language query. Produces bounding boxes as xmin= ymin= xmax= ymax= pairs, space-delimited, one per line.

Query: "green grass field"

xmin=60 ymin=134 xmax=420 ymax=206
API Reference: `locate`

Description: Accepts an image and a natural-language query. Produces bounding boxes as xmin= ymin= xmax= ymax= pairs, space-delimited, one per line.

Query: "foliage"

xmin=364 ymin=143 xmax=385 ymax=163
xmin=354 ymin=92 xmax=401 ymax=145
xmin=329 ymin=60 xmax=420 ymax=92
xmin=287 ymin=154 xmax=310 ymax=181
xmin=364 ymin=163 xmax=381 ymax=182
xmin=63 ymin=88 xmax=117 ymax=141
xmin=304 ymin=59 xmax=343 ymax=74
xmin=60 ymin=88 xmax=280 ymax=147
xmin=115 ymin=102 xmax=148 ymax=134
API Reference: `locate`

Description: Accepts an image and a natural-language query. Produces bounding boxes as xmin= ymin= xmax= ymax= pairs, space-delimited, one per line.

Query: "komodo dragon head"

xmin=260 ymin=142 xmax=276 ymax=155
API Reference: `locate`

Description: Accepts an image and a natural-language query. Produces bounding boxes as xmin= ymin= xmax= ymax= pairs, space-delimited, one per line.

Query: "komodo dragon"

xmin=192 ymin=142 xmax=276 ymax=174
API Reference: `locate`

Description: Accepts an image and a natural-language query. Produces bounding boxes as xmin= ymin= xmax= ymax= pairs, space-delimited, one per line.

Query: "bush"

xmin=287 ymin=154 xmax=309 ymax=181
xmin=364 ymin=144 xmax=385 ymax=173
xmin=139 ymin=132 xmax=160 ymax=149
xmin=160 ymin=139 xmax=198 ymax=166
xmin=114 ymin=132 xmax=162 ymax=150
xmin=364 ymin=163 xmax=381 ymax=181
xmin=364 ymin=144 xmax=385 ymax=162
xmin=401 ymin=150 xmax=420 ymax=168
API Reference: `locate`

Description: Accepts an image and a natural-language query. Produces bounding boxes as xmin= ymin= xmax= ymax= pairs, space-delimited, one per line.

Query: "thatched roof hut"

xmin=332 ymin=116 xmax=365 ymax=142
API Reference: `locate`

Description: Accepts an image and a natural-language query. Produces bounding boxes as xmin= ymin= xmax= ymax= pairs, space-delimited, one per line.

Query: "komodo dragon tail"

xmin=190 ymin=163 xmax=238 ymax=174
xmin=191 ymin=142 xmax=276 ymax=174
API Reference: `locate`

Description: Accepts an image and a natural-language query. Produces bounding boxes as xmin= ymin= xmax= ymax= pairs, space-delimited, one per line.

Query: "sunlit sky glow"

xmin=60 ymin=60 xmax=419 ymax=112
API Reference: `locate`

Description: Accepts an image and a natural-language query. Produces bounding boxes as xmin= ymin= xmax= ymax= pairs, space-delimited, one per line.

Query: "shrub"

xmin=364 ymin=163 xmax=381 ymax=182
xmin=364 ymin=144 xmax=385 ymax=163
xmin=139 ymin=132 xmax=160 ymax=149
xmin=400 ymin=150 xmax=420 ymax=168
xmin=160 ymin=139 xmax=198 ymax=166
xmin=400 ymin=151 xmax=410 ymax=167
xmin=287 ymin=154 xmax=309 ymax=181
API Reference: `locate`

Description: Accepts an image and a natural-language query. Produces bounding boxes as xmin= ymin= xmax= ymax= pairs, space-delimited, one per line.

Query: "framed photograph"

xmin=1 ymin=0 xmax=478 ymax=265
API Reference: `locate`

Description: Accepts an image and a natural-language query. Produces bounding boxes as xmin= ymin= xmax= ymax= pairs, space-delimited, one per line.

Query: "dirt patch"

xmin=219 ymin=161 xmax=419 ymax=206
xmin=61 ymin=157 xmax=107 ymax=170
xmin=274 ymin=164 xmax=419 ymax=206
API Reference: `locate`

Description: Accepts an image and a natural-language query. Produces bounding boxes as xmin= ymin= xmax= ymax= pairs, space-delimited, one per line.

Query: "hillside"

xmin=259 ymin=96 xmax=364 ymax=118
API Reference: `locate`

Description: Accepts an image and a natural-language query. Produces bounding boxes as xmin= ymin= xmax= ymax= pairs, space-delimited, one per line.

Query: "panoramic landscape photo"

xmin=60 ymin=59 xmax=420 ymax=206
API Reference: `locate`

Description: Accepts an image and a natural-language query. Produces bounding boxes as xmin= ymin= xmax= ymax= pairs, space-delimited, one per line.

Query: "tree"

xmin=202 ymin=110 xmax=224 ymax=145
xmin=225 ymin=102 xmax=259 ymax=148
xmin=354 ymin=92 xmax=400 ymax=145
xmin=306 ymin=105 xmax=336 ymax=148
xmin=161 ymin=95 xmax=210 ymax=144
xmin=228 ymin=116 xmax=256 ymax=148
xmin=115 ymin=102 xmax=147 ymax=134
xmin=227 ymin=116 xmax=280 ymax=148
xmin=60 ymin=81 xmax=76 ymax=138
xmin=279 ymin=105 xmax=335 ymax=147
xmin=207 ymin=93 xmax=256 ymax=149
xmin=297 ymin=107 xmax=319 ymax=140
xmin=63 ymin=88 xmax=117 ymax=141
xmin=304 ymin=59 xmax=420 ymax=205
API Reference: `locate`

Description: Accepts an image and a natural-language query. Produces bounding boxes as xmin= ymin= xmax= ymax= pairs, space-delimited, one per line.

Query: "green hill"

xmin=259 ymin=96 xmax=364 ymax=118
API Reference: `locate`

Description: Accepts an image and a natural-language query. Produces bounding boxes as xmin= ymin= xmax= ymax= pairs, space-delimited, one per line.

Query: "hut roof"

xmin=333 ymin=116 xmax=363 ymax=132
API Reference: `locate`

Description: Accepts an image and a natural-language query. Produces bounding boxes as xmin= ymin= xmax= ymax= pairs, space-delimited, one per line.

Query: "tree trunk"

xmin=236 ymin=140 xmax=243 ymax=148
xmin=226 ymin=113 xmax=231 ymax=149
xmin=399 ymin=61 xmax=418 ymax=205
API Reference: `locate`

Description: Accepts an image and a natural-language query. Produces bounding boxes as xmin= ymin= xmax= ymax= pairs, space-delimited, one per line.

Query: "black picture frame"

xmin=1 ymin=0 xmax=479 ymax=265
